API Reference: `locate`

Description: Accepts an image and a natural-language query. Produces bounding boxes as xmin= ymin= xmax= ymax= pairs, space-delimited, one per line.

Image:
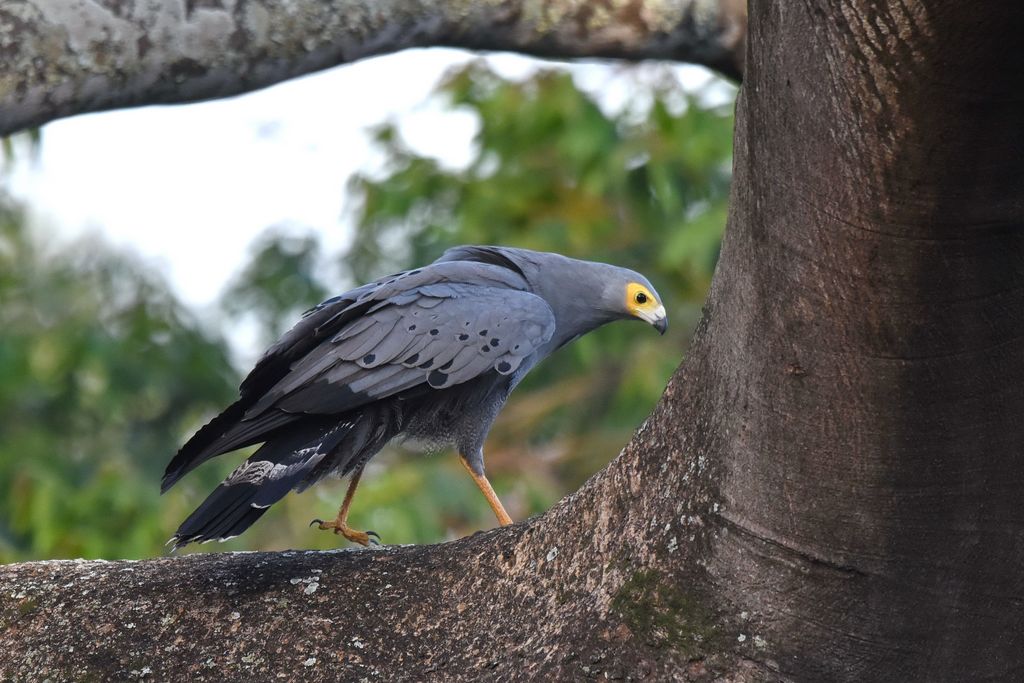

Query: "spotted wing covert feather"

xmin=243 ymin=282 xmax=554 ymax=417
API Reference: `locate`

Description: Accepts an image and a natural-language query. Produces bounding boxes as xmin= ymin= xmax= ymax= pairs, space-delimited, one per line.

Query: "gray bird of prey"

xmin=163 ymin=245 xmax=667 ymax=549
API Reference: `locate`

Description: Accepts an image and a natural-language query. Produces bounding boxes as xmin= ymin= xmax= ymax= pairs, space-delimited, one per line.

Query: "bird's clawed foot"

xmin=309 ymin=518 xmax=381 ymax=546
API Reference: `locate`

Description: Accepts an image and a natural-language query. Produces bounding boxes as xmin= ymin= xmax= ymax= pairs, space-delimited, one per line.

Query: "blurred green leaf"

xmin=0 ymin=62 xmax=735 ymax=560
xmin=0 ymin=193 xmax=238 ymax=561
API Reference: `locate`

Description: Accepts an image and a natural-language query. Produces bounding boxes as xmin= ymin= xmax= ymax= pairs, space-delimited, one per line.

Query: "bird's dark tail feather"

xmin=162 ymin=400 xmax=246 ymax=493
xmin=162 ymin=400 xmax=300 ymax=494
xmin=168 ymin=416 xmax=361 ymax=550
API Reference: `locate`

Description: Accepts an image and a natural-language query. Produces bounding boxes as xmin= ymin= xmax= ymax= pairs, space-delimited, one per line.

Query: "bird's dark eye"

xmin=635 ymin=292 xmax=648 ymax=305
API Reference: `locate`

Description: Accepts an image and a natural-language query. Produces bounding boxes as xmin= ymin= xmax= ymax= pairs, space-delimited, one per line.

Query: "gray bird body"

xmin=164 ymin=246 xmax=666 ymax=548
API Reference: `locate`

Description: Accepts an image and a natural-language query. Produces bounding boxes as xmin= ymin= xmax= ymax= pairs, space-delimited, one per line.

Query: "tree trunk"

xmin=710 ymin=1 xmax=1024 ymax=677
xmin=0 ymin=0 xmax=745 ymax=136
xmin=3 ymin=1 xmax=1024 ymax=681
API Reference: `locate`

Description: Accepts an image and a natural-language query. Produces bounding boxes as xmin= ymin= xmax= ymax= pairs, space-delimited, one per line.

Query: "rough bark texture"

xmin=3 ymin=1 xmax=1024 ymax=681
xmin=0 ymin=0 xmax=746 ymax=137
xmin=1 ymin=367 xmax=748 ymax=680
xmin=700 ymin=1 xmax=1024 ymax=679
xmin=709 ymin=1 xmax=1024 ymax=678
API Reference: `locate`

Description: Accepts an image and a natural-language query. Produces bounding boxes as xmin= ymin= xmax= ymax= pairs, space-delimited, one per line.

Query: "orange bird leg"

xmin=310 ymin=463 xmax=380 ymax=546
xmin=460 ymin=456 xmax=513 ymax=526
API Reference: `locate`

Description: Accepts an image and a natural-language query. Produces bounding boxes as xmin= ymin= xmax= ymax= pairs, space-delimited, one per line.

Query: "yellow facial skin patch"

xmin=625 ymin=282 xmax=667 ymax=331
xmin=626 ymin=282 xmax=657 ymax=316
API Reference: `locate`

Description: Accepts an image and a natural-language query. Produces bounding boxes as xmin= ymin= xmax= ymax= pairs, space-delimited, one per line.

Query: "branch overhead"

xmin=0 ymin=0 xmax=745 ymax=136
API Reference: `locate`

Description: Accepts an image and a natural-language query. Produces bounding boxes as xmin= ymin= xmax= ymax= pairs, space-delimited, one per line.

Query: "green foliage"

xmin=0 ymin=195 xmax=238 ymax=561
xmin=0 ymin=63 xmax=734 ymax=560
xmin=349 ymin=64 xmax=732 ymax=288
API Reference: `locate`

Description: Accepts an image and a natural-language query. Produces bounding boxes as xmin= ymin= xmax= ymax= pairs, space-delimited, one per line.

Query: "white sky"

xmin=4 ymin=49 xmax=726 ymax=314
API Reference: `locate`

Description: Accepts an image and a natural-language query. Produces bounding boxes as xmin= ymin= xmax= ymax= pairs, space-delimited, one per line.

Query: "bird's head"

xmin=622 ymin=278 xmax=668 ymax=335
xmin=531 ymin=254 xmax=668 ymax=337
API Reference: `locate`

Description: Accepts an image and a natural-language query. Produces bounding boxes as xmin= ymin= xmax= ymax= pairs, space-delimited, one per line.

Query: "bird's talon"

xmin=311 ymin=518 xmax=379 ymax=546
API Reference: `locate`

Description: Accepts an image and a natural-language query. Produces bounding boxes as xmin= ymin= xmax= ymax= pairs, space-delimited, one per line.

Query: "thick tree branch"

xmin=0 ymin=389 xmax=759 ymax=681
xmin=0 ymin=0 xmax=746 ymax=136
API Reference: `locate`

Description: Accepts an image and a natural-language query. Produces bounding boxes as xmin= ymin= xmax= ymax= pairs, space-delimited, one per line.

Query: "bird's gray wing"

xmin=237 ymin=259 xmax=527 ymax=397
xmin=242 ymin=281 xmax=555 ymax=418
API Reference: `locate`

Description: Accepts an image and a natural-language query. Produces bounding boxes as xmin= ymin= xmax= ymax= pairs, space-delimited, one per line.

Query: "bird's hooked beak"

xmin=637 ymin=305 xmax=668 ymax=335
